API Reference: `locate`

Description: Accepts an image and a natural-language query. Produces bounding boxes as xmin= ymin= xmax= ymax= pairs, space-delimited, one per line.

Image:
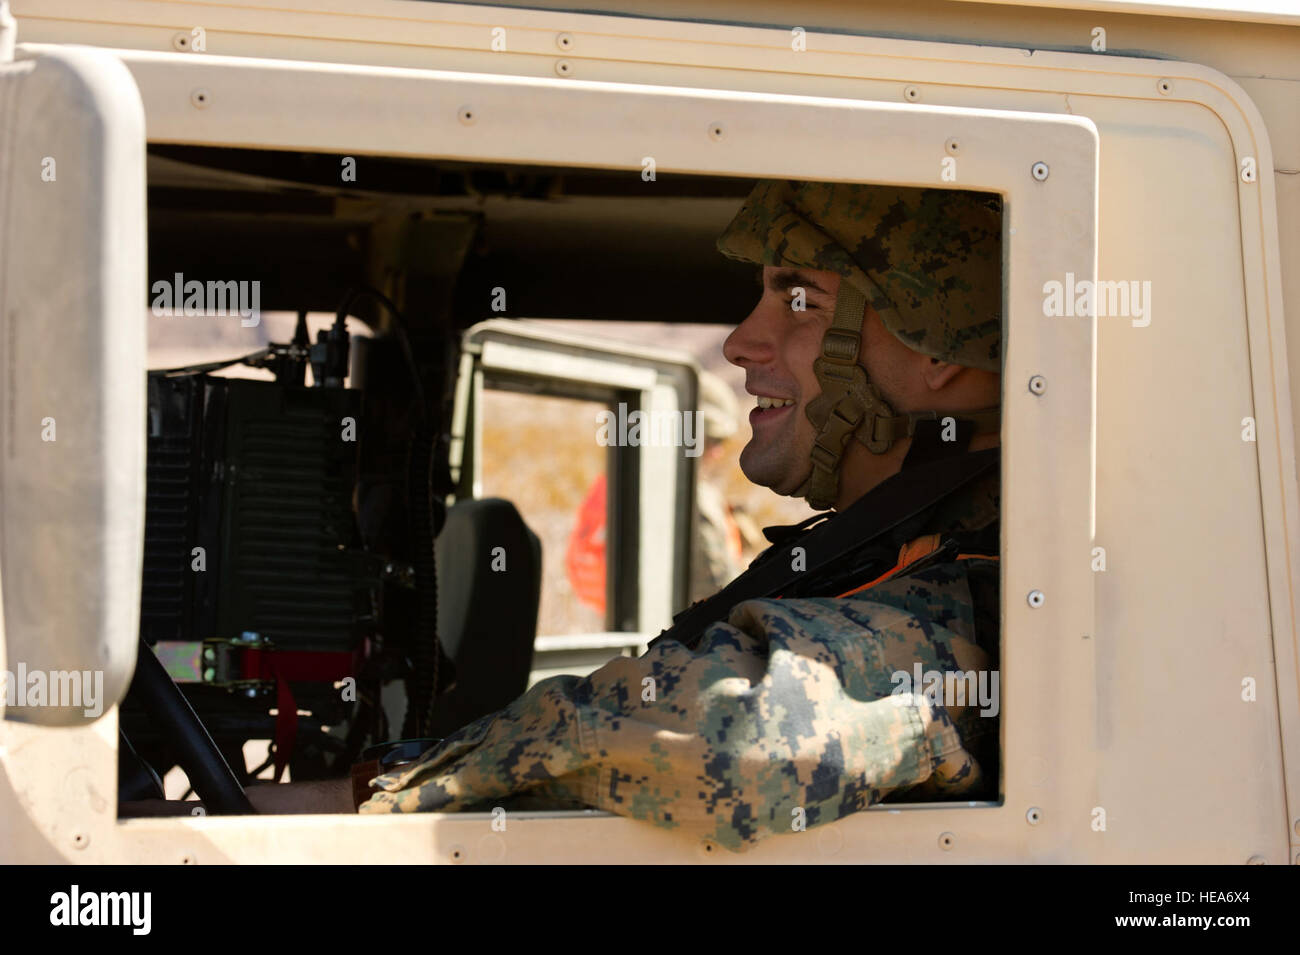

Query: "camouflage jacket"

xmin=359 ymin=464 xmax=1000 ymax=852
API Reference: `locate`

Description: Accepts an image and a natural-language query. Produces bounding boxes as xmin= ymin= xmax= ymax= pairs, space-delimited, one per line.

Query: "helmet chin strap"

xmin=795 ymin=282 xmax=1000 ymax=511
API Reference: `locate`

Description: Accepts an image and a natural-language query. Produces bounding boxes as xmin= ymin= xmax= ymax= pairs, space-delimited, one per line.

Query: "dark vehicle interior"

xmin=120 ymin=146 xmax=759 ymax=815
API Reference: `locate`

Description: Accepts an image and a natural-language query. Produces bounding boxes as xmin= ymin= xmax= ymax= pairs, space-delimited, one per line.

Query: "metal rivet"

xmin=701 ymin=839 xmax=718 ymax=856
xmin=1247 ymin=854 xmax=1266 ymax=865
xmin=1026 ymin=807 xmax=1042 ymax=825
xmin=944 ymin=137 xmax=960 ymax=155
xmin=190 ymin=88 xmax=211 ymax=109
xmin=450 ymin=845 xmax=466 ymax=864
xmin=938 ymin=831 xmax=955 ymax=850
xmin=554 ymin=59 xmax=572 ymax=77
xmin=556 ymin=32 xmax=574 ymax=50
xmin=202 ymin=667 xmax=215 ymax=682
xmin=1027 ymin=590 xmax=1045 ymax=608
xmin=1157 ymin=78 xmax=1172 ymax=95
xmin=457 ymin=106 xmax=477 ymax=126
xmin=708 ymin=122 xmax=725 ymax=142
xmin=903 ymin=85 xmax=921 ymax=102
xmin=172 ymin=32 xmax=192 ymax=52
xmin=1031 ymin=162 xmax=1049 ymax=181
xmin=181 ymin=853 xmax=197 ymax=864
xmin=71 ymin=832 xmax=89 ymax=850
xmin=1028 ymin=375 xmax=1046 ymax=395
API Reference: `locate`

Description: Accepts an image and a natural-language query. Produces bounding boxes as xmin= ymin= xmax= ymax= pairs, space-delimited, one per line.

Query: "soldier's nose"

xmin=723 ymin=308 xmax=774 ymax=369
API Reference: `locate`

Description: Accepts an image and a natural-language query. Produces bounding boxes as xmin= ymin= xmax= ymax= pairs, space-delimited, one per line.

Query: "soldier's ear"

xmin=921 ymin=357 xmax=964 ymax=392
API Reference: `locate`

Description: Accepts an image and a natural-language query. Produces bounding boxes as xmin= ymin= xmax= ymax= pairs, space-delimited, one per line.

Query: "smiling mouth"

xmin=750 ymin=396 xmax=795 ymax=422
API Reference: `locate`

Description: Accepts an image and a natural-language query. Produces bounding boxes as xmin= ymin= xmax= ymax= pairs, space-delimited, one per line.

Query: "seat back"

xmin=430 ymin=497 xmax=542 ymax=735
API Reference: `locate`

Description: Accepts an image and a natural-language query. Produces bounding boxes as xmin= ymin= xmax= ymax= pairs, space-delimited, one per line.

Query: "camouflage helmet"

xmin=716 ymin=179 xmax=1002 ymax=371
xmin=716 ymin=179 xmax=1002 ymax=509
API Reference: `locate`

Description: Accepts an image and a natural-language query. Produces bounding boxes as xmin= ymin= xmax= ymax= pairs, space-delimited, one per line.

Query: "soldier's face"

xmin=723 ymin=266 xmax=841 ymax=496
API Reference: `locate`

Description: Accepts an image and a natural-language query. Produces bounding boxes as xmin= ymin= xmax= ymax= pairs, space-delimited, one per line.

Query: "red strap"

xmin=240 ymin=649 xmax=357 ymax=682
xmin=238 ymin=649 xmax=358 ymax=783
xmin=272 ymin=669 xmax=296 ymax=783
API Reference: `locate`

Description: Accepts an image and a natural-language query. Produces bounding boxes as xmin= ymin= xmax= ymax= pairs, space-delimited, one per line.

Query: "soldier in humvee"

xmin=352 ymin=179 xmax=1005 ymax=851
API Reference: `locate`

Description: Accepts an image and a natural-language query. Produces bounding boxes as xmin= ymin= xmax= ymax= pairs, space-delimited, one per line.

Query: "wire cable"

xmin=335 ymin=285 xmax=427 ymax=415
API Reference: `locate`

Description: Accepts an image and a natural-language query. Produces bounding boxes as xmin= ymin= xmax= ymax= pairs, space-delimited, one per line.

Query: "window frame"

xmin=5 ymin=37 xmax=1101 ymax=862
xmin=452 ymin=318 xmax=701 ymax=644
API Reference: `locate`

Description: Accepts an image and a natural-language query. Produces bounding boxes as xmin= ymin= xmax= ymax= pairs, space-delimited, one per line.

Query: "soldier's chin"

xmin=776 ymin=462 xmax=814 ymax=499
xmin=737 ymin=444 xmax=775 ymax=491
xmin=739 ymin=445 xmax=809 ymax=497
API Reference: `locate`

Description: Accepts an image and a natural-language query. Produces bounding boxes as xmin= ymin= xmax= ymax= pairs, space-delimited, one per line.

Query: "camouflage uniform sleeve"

xmin=359 ymin=570 xmax=990 ymax=852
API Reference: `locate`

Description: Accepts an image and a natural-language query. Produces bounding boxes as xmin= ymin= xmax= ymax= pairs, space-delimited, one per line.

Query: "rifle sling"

xmin=648 ymin=448 xmax=1000 ymax=651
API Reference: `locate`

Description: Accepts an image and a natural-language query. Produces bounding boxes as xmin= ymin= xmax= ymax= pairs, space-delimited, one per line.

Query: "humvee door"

xmin=450 ymin=318 xmax=700 ymax=682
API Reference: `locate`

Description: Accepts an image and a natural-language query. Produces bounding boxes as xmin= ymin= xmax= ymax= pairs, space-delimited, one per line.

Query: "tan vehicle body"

xmin=1 ymin=0 xmax=1297 ymax=863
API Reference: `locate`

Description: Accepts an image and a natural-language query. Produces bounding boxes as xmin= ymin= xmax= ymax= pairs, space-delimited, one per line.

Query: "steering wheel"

xmin=128 ymin=640 xmax=254 ymax=814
